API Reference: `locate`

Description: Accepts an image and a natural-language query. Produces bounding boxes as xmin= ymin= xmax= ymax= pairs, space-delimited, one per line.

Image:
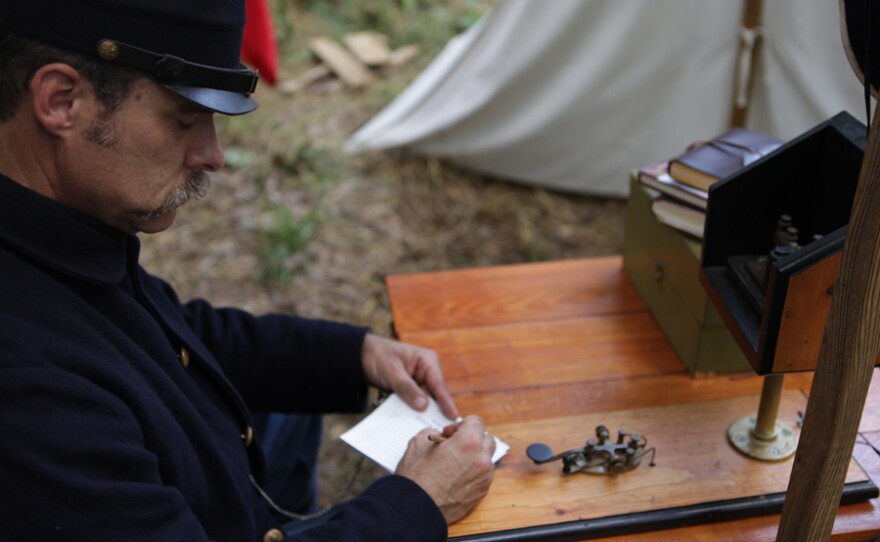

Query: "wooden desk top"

xmin=386 ymin=256 xmax=880 ymax=541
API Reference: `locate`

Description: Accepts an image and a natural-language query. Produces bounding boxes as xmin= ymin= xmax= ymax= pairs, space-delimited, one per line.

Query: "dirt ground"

xmin=138 ymin=36 xmax=628 ymax=508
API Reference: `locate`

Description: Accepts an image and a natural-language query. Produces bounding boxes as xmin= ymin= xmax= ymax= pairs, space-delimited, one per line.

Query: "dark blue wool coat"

xmin=0 ymin=174 xmax=446 ymax=542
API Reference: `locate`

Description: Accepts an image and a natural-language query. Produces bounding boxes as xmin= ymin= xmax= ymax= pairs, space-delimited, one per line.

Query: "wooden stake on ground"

xmin=342 ymin=31 xmax=391 ymax=67
xmin=388 ymin=44 xmax=421 ymax=68
xmin=278 ymin=64 xmax=332 ymax=94
xmin=307 ymin=36 xmax=375 ymax=87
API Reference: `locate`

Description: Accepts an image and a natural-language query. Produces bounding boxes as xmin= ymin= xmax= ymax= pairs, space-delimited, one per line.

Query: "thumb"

xmin=395 ymin=376 xmax=429 ymax=411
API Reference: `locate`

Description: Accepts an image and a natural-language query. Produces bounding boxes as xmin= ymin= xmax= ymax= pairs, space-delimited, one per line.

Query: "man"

xmin=0 ymin=1 xmax=496 ymax=541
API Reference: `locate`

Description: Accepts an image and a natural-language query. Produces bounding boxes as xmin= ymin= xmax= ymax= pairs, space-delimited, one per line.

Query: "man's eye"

xmin=178 ymin=117 xmax=198 ymax=128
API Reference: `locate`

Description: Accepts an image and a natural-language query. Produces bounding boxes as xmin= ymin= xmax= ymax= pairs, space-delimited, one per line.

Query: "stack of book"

xmin=638 ymin=127 xmax=783 ymax=239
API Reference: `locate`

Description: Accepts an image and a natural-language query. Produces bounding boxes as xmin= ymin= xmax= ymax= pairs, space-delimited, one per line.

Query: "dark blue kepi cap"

xmin=4 ymin=0 xmax=259 ymax=115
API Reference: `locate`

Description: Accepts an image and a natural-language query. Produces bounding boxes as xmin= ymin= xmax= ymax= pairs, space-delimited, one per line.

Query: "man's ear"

xmin=29 ymin=63 xmax=93 ymax=137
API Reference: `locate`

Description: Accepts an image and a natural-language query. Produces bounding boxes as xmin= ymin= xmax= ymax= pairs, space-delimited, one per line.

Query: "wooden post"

xmin=776 ymin=110 xmax=880 ymax=539
xmin=729 ymin=0 xmax=763 ymax=127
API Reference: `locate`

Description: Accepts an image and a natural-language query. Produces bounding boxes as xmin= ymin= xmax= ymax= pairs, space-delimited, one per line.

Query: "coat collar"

xmin=0 ymin=173 xmax=133 ymax=285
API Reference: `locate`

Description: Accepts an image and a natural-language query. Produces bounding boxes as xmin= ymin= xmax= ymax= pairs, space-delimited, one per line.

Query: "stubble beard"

xmin=137 ymin=170 xmax=212 ymax=223
xmin=86 ymin=115 xmax=213 ymax=225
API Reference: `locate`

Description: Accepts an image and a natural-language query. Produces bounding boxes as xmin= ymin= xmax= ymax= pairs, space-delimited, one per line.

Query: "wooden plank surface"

xmin=397 ymin=312 xmax=686 ymax=396
xmin=387 ymin=256 xmax=643 ymax=334
xmin=595 ymin=431 xmax=880 ymax=542
xmin=449 ymin=391 xmax=868 ymax=539
xmin=385 ymin=256 xmax=880 ymax=540
xmin=454 ymin=372 xmax=815 ymax=428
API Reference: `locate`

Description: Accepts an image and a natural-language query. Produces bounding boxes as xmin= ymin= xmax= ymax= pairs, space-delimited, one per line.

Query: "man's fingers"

xmin=483 ymin=430 xmax=497 ymax=457
xmin=391 ymin=368 xmax=429 ymax=411
xmin=432 ymin=386 xmax=458 ymax=420
xmin=420 ymin=362 xmax=459 ymax=420
xmin=363 ymin=334 xmax=458 ymax=417
xmin=441 ymin=420 xmax=463 ymax=438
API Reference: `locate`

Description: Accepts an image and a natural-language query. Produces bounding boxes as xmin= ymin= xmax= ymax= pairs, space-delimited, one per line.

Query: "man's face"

xmin=55 ymin=76 xmax=225 ymax=234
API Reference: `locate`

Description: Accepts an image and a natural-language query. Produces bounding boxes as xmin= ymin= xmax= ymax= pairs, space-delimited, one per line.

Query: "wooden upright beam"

xmin=729 ymin=0 xmax=764 ymax=127
xmin=776 ymin=110 xmax=880 ymax=539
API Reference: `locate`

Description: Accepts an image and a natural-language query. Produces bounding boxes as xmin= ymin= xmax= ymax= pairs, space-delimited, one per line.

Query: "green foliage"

xmin=259 ymin=204 xmax=319 ymax=287
xmin=516 ymin=211 xmax=552 ymax=263
xmin=273 ymin=143 xmax=341 ymax=183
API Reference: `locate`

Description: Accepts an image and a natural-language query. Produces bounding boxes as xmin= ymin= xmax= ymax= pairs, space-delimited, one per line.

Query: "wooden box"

xmin=699 ymin=111 xmax=870 ymax=374
xmin=623 ymin=176 xmax=751 ymax=374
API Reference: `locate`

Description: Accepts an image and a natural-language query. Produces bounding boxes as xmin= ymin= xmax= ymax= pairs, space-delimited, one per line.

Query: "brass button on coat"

xmin=242 ymin=425 xmax=254 ymax=447
xmin=263 ymin=528 xmax=284 ymax=542
xmin=178 ymin=347 xmax=190 ymax=368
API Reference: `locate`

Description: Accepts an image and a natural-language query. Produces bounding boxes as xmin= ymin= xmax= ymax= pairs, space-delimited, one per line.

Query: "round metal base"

xmin=728 ymin=416 xmax=799 ymax=461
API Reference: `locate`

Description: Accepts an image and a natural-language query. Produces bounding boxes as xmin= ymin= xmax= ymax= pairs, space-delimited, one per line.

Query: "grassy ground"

xmin=139 ymin=0 xmax=628 ymax=508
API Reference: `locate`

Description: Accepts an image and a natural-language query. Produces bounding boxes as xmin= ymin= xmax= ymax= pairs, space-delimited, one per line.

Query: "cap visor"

xmin=163 ymin=84 xmax=258 ymax=115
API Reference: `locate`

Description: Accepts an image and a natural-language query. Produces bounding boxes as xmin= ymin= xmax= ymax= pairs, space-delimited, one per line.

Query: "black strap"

xmin=99 ymin=38 xmax=258 ymax=95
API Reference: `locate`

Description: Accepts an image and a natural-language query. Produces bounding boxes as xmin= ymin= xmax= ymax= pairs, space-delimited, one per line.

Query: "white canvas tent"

xmin=346 ymin=0 xmax=868 ymax=197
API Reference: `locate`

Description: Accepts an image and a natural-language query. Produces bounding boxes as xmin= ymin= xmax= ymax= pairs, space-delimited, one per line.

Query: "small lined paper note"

xmin=340 ymin=394 xmax=509 ymax=472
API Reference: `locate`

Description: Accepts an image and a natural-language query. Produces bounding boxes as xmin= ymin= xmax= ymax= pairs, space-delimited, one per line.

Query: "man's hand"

xmin=396 ymin=416 xmax=496 ymax=524
xmin=361 ymin=333 xmax=458 ymax=419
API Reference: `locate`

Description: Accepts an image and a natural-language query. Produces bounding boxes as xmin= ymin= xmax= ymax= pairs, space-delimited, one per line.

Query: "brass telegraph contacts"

xmin=527 ymin=425 xmax=656 ymax=475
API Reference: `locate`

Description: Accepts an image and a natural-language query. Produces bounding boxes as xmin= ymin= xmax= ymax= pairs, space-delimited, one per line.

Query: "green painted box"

xmin=622 ymin=176 xmax=751 ymax=375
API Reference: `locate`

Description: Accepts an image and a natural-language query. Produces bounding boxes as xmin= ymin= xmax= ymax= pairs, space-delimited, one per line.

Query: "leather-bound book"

xmin=668 ymin=128 xmax=782 ymax=191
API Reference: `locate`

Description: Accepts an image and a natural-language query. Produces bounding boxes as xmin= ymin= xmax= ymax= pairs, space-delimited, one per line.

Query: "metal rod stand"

xmin=728 ymin=374 xmax=799 ymax=461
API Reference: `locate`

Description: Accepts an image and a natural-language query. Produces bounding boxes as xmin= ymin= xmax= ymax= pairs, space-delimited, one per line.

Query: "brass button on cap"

xmin=96 ymin=39 xmax=120 ymax=60
xmin=242 ymin=425 xmax=254 ymax=448
xmin=178 ymin=347 xmax=190 ymax=368
xmin=263 ymin=528 xmax=284 ymax=542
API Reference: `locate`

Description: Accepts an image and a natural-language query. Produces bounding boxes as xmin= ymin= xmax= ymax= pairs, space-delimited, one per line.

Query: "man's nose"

xmin=186 ymin=117 xmax=225 ymax=172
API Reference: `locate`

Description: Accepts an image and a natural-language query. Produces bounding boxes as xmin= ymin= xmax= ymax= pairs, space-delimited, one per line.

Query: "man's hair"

xmin=0 ymin=31 xmax=138 ymax=122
